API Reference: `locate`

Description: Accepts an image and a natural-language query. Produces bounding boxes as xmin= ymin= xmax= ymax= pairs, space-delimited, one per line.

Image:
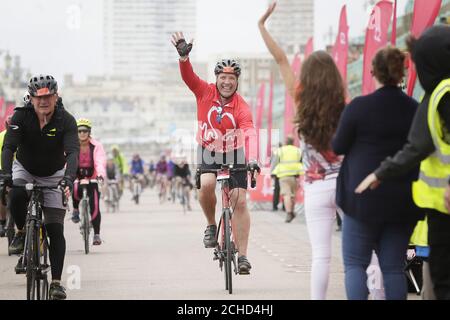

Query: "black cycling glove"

xmin=58 ymin=176 xmax=74 ymax=193
xmin=248 ymin=160 xmax=261 ymax=173
xmin=175 ymin=39 xmax=193 ymax=57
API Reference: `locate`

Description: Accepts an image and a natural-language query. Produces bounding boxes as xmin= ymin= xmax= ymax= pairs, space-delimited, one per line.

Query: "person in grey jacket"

xmin=356 ymin=25 xmax=450 ymax=300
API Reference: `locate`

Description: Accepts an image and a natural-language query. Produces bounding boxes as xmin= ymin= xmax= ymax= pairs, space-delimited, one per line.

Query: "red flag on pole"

xmin=362 ymin=0 xmax=394 ymax=95
xmin=406 ymin=0 xmax=442 ymax=96
xmin=304 ymin=37 xmax=314 ymax=60
xmin=266 ymin=76 xmax=274 ymax=162
xmin=284 ymin=54 xmax=301 ymax=146
xmin=255 ymin=83 xmax=265 ymax=131
xmin=391 ymin=0 xmax=397 ymax=45
xmin=332 ymin=5 xmax=349 ymax=84
xmin=255 ymin=83 xmax=266 ymax=162
xmin=0 ymin=100 xmax=15 ymax=132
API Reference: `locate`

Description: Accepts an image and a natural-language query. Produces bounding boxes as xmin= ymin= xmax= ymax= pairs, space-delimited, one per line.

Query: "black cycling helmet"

xmin=28 ymin=74 xmax=58 ymax=97
xmin=214 ymin=59 xmax=241 ymax=77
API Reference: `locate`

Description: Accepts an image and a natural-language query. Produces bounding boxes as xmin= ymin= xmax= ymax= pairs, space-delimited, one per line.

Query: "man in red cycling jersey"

xmin=171 ymin=32 xmax=260 ymax=275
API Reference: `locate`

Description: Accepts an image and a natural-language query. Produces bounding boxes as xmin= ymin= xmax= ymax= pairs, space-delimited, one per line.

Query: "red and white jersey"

xmin=179 ymin=58 xmax=257 ymax=161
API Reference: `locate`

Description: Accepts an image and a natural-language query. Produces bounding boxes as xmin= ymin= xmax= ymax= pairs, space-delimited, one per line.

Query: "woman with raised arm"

xmin=259 ymin=2 xmax=346 ymax=300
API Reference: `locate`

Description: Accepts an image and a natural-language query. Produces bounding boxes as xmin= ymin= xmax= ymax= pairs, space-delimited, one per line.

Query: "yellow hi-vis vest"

xmin=275 ymin=145 xmax=303 ymax=178
xmin=410 ymin=217 xmax=428 ymax=246
xmin=0 ymin=130 xmax=6 ymax=170
xmin=412 ymin=79 xmax=450 ymax=214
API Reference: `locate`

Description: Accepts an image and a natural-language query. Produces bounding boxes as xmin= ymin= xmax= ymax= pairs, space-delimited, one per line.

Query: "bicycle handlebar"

xmin=195 ymin=166 xmax=257 ymax=189
xmin=78 ymin=178 xmax=100 ymax=185
xmin=9 ymin=183 xmax=68 ymax=207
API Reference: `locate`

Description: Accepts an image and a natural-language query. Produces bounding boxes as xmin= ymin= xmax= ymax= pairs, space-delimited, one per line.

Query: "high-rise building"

xmin=103 ymin=0 xmax=196 ymax=82
xmin=267 ymin=0 xmax=314 ymax=54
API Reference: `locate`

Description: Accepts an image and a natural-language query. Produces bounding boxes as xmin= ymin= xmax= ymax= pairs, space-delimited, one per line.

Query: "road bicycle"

xmin=131 ymin=175 xmax=143 ymax=204
xmin=8 ymin=182 xmax=66 ymax=300
xmin=78 ymin=178 xmax=99 ymax=254
xmin=196 ymin=164 xmax=256 ymax=294
xmin=104 ymin=179 xmax=120 ymax=213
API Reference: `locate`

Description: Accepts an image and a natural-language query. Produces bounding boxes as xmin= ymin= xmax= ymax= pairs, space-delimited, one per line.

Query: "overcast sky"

xmin=0 ymin=0 xmax=408 ymax=84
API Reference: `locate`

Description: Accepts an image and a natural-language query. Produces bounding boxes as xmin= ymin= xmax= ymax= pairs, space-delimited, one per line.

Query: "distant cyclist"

xmin=111 ymin=145 xmax=128 ymax=195
xmin=130 ymin=154 xmax=145 ymax=176
xmin=106 ymin=157 xmax=119 ymax=181
xmin=149 ymin=160 xmax=156 ymax=174
xmin=167 ymin=157 xmax=176 ymax=201
xmin=156 ymin=154 xmax=169 ymax=200
xmin=71 ymin=118 xmax=106 ymax=246
xmin=129 ymin=154 xmax=146 ymax=199
xmin=174 ymin=158 xmax=193 ymax=211
xmin=103 ymin=157 xmax=121 ymax=206
xmin=148 ymin=159 xmax=156 ymax=188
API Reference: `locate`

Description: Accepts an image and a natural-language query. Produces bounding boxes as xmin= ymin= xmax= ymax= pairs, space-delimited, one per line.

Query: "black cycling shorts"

xmin=197 ymin=146 xmax=247 ymax=190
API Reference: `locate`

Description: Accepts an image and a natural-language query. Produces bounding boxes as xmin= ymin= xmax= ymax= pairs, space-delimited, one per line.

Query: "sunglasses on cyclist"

xmin=78 ymin=129 xmax=90 ymax=133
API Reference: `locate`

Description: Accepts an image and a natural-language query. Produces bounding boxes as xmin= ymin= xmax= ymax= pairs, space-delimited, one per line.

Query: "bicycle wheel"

xmin=179 ymin=187 xmax=186 ymax=214
xmin=171 ymin=184 xmax=176 ymax=203
xmin=6 ymin=214 xmax=15 ymax=255
xmin=105 ymin=186 xmax=111 ymax=213
xmin=223 ymin=208 xmax=233 ymax=294
xmin=81 ymin=200 xmax=90 ymax=254
xmin=133 ymin=182 xmax=139 ymax=204
xmin=35 ymin=227 xmax=45 ymax=300
xmin=159 ymin=184 xmax=165 ymax=203
xmin=113 ymin=186 xmax=119 ymax=212
xmin=40 ymin=231 xmax=49 ymax=300
xmin=26 ymin=220 xmax=39 ymax=300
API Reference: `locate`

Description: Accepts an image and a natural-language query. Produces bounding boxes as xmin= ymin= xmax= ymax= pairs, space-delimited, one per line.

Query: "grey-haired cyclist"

xmin=0 ymin=74 xmax=79 ymax=300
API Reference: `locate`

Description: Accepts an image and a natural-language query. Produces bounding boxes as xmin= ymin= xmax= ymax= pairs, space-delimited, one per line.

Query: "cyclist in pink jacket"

xmin=71 ymin=118 xmax=106 ymax=246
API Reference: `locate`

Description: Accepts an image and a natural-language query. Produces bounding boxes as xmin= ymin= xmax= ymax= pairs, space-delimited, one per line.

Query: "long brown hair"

xmin=294 ymin=50 xmax=346 ymax=152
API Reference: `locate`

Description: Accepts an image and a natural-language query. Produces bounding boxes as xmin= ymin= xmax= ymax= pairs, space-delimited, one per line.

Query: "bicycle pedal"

xmin=15 ymin=266 xmax=26 ymax=274
xmin=41 ymin=263 xmax=50 ymax=271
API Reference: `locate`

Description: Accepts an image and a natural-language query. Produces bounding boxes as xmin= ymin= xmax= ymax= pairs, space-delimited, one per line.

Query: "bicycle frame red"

xmin=217 ymin=169 xmax=231 ymax=209
xmin=217 ymin=169 xmax=232 ymax=246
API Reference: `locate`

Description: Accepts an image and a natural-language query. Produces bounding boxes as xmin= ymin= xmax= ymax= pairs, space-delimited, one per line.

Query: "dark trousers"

xmin=342 ymin=214 xmax=415 ymax=300
xmin=273 ymin=176 xmax=280 ymax=210
xmin=336 ymin=213 xmax=342 ymax=228
xmin=427 ymin=210 xmax=450 ymax=300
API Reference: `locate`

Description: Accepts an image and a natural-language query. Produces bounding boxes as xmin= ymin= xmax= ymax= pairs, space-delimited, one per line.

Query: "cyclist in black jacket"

xmin=0 ymin=74 xmax=79 ymax=300
xmin=174 ymin=158 xmax=193 ymax=211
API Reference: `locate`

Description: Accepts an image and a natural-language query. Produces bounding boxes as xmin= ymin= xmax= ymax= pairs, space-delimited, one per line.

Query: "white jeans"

xmin=304 ymin=179 xmax=337 ymax=300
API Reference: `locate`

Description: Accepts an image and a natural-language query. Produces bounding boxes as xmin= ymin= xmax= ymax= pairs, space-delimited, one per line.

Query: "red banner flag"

xmin=332 ymin=5 xmax=349 ymax=84
xmin=406 ymin=0 xmax=442 ymax=96
xmin=304 ymin=37 xmax=314 ymax=60
xmin=391 ymin=0 xmax=397 ymax=45
xmin=249 ymin=173 xmax=274 ymax=203
xmin=255 ymin=83 xmax=265 ymax=130
xmin=0 ymin=100 xmax=15 ymax=132
xmin=266 ymin=77 xmax=274 ymax=162
xmin=249 ymin=173 xmax=304 ymax=204
xmin=362 ymin=0 xmax=394 ymax=95
xmin=256 ymin=83 xmax=266 ymax=161
xmin=284 ymin=54 xmax=301 ymax=145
